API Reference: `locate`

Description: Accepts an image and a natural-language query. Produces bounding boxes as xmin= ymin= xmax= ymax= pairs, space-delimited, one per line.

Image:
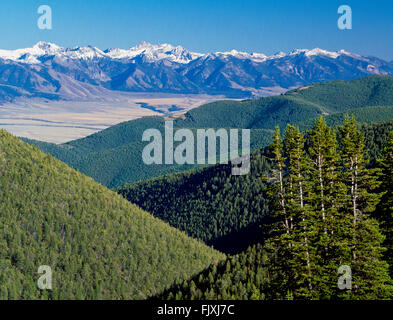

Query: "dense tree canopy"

xmin=0 ymin=130 xmax=224 ymax=299
xmin=159 ymin=117 xmax=393 ymax=300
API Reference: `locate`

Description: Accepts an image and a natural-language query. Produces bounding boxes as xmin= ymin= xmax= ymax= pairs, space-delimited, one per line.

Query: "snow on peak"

xmin=66 ymin=45 xmax=107 ymax=60
xmin=305 ymin=48 xmax=340 ymax=58
xmin=211 ymin=47 xmax=353 ymax=61
xmin=267 ymin=48 xmax=355 ymax=59
xmin=0 ymin=42 xmax=107 ymax=63
xmin=106 ymin=41 xmax=203 ymax=63
xmin=269 ymin=51 xmax=287 ymax=59
xmin=215 ymin=50 xmax=268 ymax=62
xmin=135 ymin=40 xmax=154 ymax=49
xmin=33 ymin=41 xmax=63 ymax=53
xmin=337 ymin=49 xmax=362 ymax=59
xmin=289 ymin=49 xmax=309 ymax=56
xmin=0 ymin=41 xmax=358 ymax=65
xmin=0 ymin=42 xmax=65 ymax=64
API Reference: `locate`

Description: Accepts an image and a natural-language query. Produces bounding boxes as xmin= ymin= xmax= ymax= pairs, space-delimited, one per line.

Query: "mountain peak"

xmin=33 ymin=41 xmax=61 ymax=50
xmin=134 ymin=40 xmax=156 ymax=50
xmin=305 ymin=48 xmax=340 ymax=58
xmin=31 ymin=41 xmax=65 ymax=57
xmin=105 ymin=41 xmax=201 ymax=63
xmin=214 ymin=49 xmax=268 ymax=62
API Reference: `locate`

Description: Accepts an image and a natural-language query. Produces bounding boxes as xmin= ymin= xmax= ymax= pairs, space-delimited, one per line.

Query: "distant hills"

xmin=0 ymin=130 xmax=224 ymax=299
xmin=26 ymin=76 xmax=393 ymax=188
xmin=1 ymin=41 xmax=393 ymax=102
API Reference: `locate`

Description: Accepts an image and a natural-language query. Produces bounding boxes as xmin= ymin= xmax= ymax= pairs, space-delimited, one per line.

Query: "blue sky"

xmin=0 ymin=0 xmax=392 ymax=60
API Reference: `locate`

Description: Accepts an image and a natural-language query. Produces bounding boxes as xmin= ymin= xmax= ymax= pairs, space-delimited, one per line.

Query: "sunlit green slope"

xmin=0 ymin=130 xmax=225 ymax=300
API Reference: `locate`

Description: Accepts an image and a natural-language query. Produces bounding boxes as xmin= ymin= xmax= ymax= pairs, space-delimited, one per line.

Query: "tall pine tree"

xmin=376 ymin=131 xmax=393 ymax=276
xmin=265 ymin=116 xmax=392 ymax=299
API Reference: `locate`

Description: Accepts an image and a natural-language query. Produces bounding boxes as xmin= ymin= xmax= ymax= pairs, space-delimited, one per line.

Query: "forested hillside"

xmin=118 ymin=118 xmax=393 ymax=254
xmin=158 ymin=116 xmax=393 ymax=300
xmin=157 ymin=245 xmax=271 ymax=300
xmin=297 ymin=105 xmax=393 ymax=131
xmin=0 ymin=130 xmax=225 ymax=299
xmin=118 ymin=152 xmax=270 ymax=254
xmin=177 ymin=75 xmax=393 ymax=130
xmin=27 ymin=76 xmax=393 ymax=188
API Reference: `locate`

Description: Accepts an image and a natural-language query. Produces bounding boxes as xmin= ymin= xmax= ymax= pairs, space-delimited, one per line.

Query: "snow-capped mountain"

xmin=105 ymin=41 xmax=203 ymax=64
xmin=0 ymin=41 xmax=392 ymax=102
xmin=0 ymin=41 xmax=108 ymax=63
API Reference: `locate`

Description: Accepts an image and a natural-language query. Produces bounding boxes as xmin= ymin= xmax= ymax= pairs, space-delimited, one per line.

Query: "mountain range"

xmin=1 ymin=41 xmax=393 ymax=102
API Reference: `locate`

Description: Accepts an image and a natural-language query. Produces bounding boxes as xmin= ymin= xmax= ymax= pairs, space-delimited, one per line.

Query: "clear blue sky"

xmin=0 ymin=0 xmax=392 ymax=60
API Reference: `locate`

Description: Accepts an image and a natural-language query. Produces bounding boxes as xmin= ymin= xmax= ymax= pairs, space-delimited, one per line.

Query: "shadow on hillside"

xmin=208 ymin=220 xmax=269 ymax=255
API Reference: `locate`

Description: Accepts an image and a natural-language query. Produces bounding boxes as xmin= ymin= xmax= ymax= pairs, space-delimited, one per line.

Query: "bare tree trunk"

xmin=317 ymin=151 xmax=327 ymax=235
xmin=330 ymin=165 xmax=335 ymax=236
xmin=278 ymin=165 xmax=290 ymax=235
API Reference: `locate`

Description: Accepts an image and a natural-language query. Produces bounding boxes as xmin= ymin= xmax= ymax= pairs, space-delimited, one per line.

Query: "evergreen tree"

xmin=376 ymin=131 xmax=393 ymax=276
xmin=268 ymin=127 xmax=291 ymax=235
xmin=338 ymin=115 xmax=391 ymax=298
xmin=264 ymin=117 xmax=392 ymax=299
xmin=266 ymin=125 xmax=316 ymax=298
xmin=308 ymin=116 xmax=340 ymax=238
xmin=283 ymin=125 xmax=315 ymax=298
xmin=340 ymin=115 xmax=381 ymax=256
xmin=308 ymin=117 xmax=340 ymax=298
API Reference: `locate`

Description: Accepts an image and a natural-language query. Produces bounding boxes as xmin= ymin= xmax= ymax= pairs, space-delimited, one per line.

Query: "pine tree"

xmin=265 ymin=117 xmax=392 ymax=299
xmin=283 ymin=125 xmax=315 ymax=298
xmin=307 ymin=116 xmax=351 ymax=298
xmin=266 ymin=125 xmax=316 ymax=298
xmin=338 ymin=115 xmax=391 ymax=299
xmin=340 ymin=115 xmax=380 ymax=254
xmin=376 ymin=131 xmax=393 ymax=275
xmin=265 ymin=127 xmax=293 ymax=297
xmin=268 ymin=127 xmax=291 ymax=235
xmin=308 ymin=117 xmax=340 ymax=238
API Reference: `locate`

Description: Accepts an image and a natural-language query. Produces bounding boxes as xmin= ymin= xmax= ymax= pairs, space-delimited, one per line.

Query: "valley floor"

xmin=0 ymin=93 xmax=228 ymax=143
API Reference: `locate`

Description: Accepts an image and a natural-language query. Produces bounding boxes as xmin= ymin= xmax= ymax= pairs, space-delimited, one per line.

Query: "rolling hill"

xmin=0 ymin=130 xmax=225 ymax=299
xmin=26 ymin=76 xmax=393 ymax=188
xmin=117 ymin=118 xmax=393 ymax=255
xmin=117 ymin=151 xmax=270 ymax=254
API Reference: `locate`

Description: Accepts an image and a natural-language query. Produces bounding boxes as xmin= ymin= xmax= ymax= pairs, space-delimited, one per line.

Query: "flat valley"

xmin=0 ymin=93 xmax=226 ymax=143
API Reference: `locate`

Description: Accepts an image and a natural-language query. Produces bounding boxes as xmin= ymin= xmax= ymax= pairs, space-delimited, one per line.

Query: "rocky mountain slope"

xmin=1 ymin=41 xmax=392 ymax=101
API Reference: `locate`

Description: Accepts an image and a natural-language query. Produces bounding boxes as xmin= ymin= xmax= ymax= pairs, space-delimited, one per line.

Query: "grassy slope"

xmin=0 ymin=130 xmax=225 ymax=300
